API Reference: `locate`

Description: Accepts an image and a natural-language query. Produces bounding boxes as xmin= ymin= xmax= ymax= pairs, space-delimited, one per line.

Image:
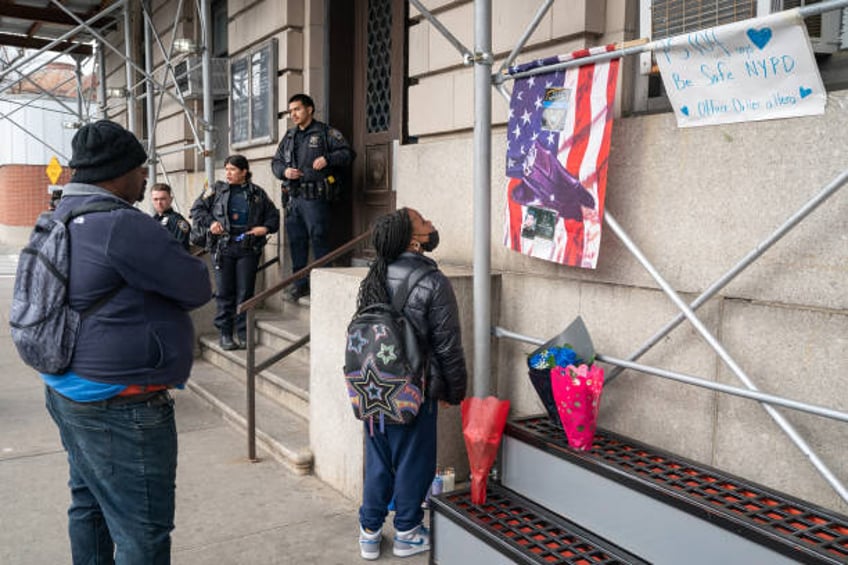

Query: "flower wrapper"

xmin=527 ymin=367 xmax=560 ymax=427
xmin=527 ymin=317 xmax=595 ymax=424
xmin=461 ymin=396 xmax=511 ymax=505
xmin=551 ymin=364 xmax=604 ymax=451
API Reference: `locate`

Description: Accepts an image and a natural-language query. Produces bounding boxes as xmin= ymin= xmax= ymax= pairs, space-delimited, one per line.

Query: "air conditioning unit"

xmin=777 ymin=0 xmax=845 ymax=53
xmin=174 ymin=56 xmax=228 ymax=100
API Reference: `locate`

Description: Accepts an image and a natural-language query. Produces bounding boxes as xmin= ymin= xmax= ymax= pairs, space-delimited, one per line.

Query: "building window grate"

xmin=366 ymin=0 xmax=392 ymax=133
xmin=651 ymin=1 xmax=757 ymax=40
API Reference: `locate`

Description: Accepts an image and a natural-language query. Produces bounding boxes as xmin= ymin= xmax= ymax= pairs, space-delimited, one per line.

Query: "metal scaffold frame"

xmin=2 ymin=0 xmax=844 ymax=507
xmin=411 ymin=0 xmax=848 ymax=505
xmin=0 ymin=0 xmax=217 ymax=190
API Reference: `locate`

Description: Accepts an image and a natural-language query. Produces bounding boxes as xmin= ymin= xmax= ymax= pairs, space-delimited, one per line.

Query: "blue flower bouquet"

xmin=526 ymin=317 xmax=596 ymax=427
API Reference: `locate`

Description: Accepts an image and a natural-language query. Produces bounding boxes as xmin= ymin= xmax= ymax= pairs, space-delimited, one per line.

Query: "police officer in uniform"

xmin=151 ymin=183 xmax=191 ymax=251
xmin=190 ymin=155 xmax=280 ymax=350
xmin=272 ymin=93 xmax=354 ymax=302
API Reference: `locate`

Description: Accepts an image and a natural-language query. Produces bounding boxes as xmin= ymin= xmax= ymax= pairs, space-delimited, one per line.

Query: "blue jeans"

xmin=286 ymin=197 xmax=331 ymax=290
xmin=359 ymin=400 xmax=438 ymax=532
xmin=45 ymin=386 xmax=177 ymax=565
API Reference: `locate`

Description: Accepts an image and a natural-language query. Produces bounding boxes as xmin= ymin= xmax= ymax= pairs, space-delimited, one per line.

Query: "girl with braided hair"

xmin=356 ymin=208 xmax=468 ymax=560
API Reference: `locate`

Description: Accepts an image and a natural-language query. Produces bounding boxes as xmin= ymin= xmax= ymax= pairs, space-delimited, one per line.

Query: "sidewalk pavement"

xmin=0 ymin=247 xmax=427 ymax=564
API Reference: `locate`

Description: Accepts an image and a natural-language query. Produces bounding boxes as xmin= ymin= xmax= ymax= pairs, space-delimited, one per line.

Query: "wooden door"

xmin=351 ymin=0 xmax=406 ymax=258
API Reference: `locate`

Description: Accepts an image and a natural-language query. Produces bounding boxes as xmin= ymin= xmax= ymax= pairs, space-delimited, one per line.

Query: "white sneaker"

xmin=393 ymin=524 xmax=430 ymax=557
xmin=359 ymin=526 xmax=382 ymax=560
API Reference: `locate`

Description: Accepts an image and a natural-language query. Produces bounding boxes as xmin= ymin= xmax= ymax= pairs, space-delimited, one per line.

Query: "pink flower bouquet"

xmin=551 ymin=363 xmax=605 ymax=451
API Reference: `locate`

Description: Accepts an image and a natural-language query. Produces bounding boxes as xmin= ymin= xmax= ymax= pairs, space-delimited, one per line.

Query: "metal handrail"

xmin=237 ymin=229 xmax=371 ymax=461
xmin=255 ymin=232 xmax=281 ymax=273
xmin=238 ymin=229 xmax=371 ymax=314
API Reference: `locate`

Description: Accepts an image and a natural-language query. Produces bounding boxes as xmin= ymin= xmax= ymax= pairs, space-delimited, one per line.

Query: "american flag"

xmin=504 ymin=45 xmax=620 ymax=269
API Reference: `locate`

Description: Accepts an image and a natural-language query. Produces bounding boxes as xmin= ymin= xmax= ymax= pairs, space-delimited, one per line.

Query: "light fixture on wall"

xmin=106 ymin=87 xmax=128 ymax=98
xmin=173 ymin=38 xmax=199 ymax=55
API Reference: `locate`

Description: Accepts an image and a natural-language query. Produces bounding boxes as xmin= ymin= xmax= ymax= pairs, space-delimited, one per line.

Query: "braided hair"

xmin=356 ymin=208 xmax=412 ymax=310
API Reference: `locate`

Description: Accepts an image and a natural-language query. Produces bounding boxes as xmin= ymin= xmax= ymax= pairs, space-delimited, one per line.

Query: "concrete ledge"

xmin=310 ymin=266 xmax=481 ymax=499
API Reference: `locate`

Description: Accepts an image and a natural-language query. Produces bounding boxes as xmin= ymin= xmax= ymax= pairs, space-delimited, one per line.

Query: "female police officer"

xmin=191 ymin=155 xmax=280 ymax=350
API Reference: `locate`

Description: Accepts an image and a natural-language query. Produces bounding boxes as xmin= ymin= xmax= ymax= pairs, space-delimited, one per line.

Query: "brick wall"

xmin=0 ymin=164 xmax=71 ymax=226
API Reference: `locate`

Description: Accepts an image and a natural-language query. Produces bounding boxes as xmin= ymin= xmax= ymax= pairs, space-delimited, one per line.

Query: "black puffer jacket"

xmin=386 ymin=252 xmax=468 ymax=405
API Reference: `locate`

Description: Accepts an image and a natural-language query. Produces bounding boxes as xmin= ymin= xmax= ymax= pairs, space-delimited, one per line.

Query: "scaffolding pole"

xmin=606 ymin=167 xmax=848 ymax=383
xmin=97 ymin=42 xmax=107 ymax=120
xmin=491 ymin=326 xmax=848 ymax=424
xmin=496 ymin=0 xmax=848 ymax=84
xmin=143 ymin=0 xmax=156 ymax=181
xmin=473 ymin=0 xmax=492 ymax=397
xmin=0 ymin=1 xmax=122 ymax=84
xmin=603 ymin=211 xmax=848 ymax=504
xmin=123 ymin=0 xmax=136 ymax=132
xmin=200 ymin=0 xmax=215 ymax=188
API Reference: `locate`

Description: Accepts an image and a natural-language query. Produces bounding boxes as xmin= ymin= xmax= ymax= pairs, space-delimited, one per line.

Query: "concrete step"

xmin=186 ymin=358 xmax=312 ymax=475
xmin=281 ymin=293 xmax=311 ymax=323
xmin=198 ymin=333 xmax=309 ymax=420
xmin=501 ymin=415 xmax=848 ymax=565
xmin=430 ymin=482 xmax=648 ymax=564
xmin=255 ymin=311 xmax=311 ymax=365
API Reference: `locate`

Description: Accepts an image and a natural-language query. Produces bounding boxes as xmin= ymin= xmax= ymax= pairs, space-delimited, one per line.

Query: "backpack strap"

xmin=80 ymin=283 xmax=124 ymax=319
xmin=60 ymin=199 xmax=132 ymax=318
xmin=391 ymin=264 xmax=437 ymax=313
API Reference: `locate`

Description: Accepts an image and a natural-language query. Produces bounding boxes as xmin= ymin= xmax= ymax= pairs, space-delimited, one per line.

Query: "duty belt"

xmin=290 ymin=179 xmax=341 ymax=201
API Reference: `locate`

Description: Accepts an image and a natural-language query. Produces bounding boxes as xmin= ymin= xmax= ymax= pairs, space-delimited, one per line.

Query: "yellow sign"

xmin=46 ymin=156 xmax=63 ymax=184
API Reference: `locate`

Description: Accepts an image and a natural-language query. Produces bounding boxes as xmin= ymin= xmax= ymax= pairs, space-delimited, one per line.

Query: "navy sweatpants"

xmin=359 ymin=400 xmax=438 ymax=532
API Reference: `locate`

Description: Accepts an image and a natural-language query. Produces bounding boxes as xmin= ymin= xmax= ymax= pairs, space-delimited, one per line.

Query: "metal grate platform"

xmin=507 ymin=415 xmax=848 ymax=564
xmin=430 ymin=483 xmax=648 ymax=564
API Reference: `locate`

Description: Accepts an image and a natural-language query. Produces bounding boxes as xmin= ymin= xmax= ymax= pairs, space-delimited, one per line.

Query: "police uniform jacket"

xmin=386 ymin=252 xmax=468 ymax=405
xmin=55 ymin=183 xmax=212 ymax=386
xmin=189 ymin=180 xmax=280 ymax=250
xmin=271 ymin=119 xmax=354 ymax=188
xmin=153 ymin=208 xmax=191 ymax=250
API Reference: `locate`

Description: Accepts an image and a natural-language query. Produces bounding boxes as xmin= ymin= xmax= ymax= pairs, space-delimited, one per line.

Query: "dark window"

xmin=230 ymin=39 xmax=278 ymax=148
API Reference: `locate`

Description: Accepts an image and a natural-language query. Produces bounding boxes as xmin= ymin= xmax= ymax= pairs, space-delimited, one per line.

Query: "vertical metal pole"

xmin=123 ymin=0 xmax=136 ymax=132
xmin=200 ymin=0 xmax=215 ymax=189
xmin=73 ymin=56 xmax=84 ymax=122
xmin=473 ymin=0 xmax=492 ymax=397
xmin=246 ymin=309 xmax=257 ymax=462
xmin=143 ymin=0 xmax=156 ymax=182
xmin=97 ymin=42 xmax=108 ymax=120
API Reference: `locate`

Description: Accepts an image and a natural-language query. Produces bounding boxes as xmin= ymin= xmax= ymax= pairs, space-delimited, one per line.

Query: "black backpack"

xmin=344 ymin=265 xmax=435 ymax=431
xmin=9 ymin=201 xmax=127 ymax=374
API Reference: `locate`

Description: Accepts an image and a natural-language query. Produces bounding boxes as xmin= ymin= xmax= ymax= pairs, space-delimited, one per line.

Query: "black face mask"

xmin=420 ymin=229 xmax=439 ymax=252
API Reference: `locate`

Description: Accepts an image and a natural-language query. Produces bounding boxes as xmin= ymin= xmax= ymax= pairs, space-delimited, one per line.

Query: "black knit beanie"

xmin=69 ymin=120 xmax=148 ymax=183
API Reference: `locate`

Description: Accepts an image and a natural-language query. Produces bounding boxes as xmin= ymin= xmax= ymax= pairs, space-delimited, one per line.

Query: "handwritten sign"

xmin=655 ymin=10 xmax=825 ymax=128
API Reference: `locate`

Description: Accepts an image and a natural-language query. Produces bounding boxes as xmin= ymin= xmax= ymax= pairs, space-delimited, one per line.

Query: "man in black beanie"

xmin=42 ymin=120 xmax=212 ymax=564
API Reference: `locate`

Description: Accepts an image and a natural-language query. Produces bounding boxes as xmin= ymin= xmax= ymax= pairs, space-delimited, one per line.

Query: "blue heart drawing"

xmin=799 ymin=86 xmax=812 ymax=99
xmin=747 ymin=27 xmax=772 ymax=50
xmin=681 ymin=106 xmax=690 ymax=116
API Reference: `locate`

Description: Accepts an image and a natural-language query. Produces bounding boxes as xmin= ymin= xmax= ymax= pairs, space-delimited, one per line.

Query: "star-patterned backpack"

xmin=344 ymin=265 xmax=436 ymax=433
